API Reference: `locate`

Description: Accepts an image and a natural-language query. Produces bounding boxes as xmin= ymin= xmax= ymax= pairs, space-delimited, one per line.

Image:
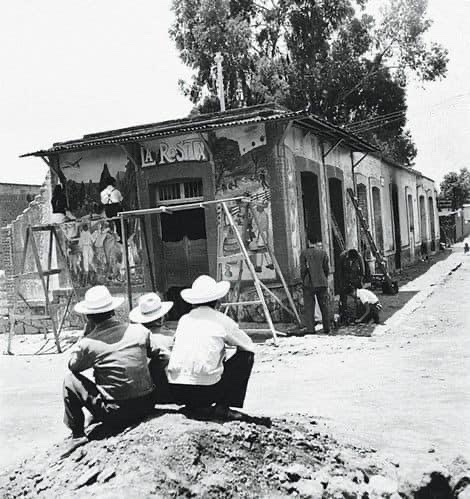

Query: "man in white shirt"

xmin=167 ymin=275 xmax=255 ymax=419
xmin=348 ymin=287 xmax=382 ymax=324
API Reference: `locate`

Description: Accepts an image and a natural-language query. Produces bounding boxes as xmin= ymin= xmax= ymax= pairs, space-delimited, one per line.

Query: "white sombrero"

xmin=129 ymin=293 xmax=173 ymax=324
xmin=74 ymin=285 xmax=124 ymax=315
xmin=180 ymin=275 xmax=230 ymax=304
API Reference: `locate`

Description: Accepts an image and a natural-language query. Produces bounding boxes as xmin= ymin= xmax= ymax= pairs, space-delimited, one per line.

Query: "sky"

xmin=0 ymin=0 xmax=468 ymax=187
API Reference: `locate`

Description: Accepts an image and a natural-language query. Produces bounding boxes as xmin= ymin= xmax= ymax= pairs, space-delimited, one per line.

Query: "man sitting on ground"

xmin=63 ymin=286 xmax=161 ymax=447
xmin=129 ymin=292 xmax=174 ymax=403
xmin=167 ymin=275 xmax=255 ymax=420
xmin=348 ymin=286 xmax=383 ymax=324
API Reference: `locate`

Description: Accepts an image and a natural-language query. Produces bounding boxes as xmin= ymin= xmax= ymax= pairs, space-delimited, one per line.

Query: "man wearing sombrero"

xmin=167 ymin=275 xmax=255 ymax=419
xmin=129 ymin=292 xmax=174 ymax=403
xmin=63 ymin=286 xmax=168 ymax=443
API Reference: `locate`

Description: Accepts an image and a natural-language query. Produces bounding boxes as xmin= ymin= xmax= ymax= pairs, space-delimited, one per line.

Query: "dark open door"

xmin=160 ymin=208 xmax=209 ymax=319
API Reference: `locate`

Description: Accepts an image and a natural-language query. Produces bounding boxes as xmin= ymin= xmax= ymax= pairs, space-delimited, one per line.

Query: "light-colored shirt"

xmin=79 ymin=230 xmax=93 ymax=248
xmin=68 ymin=319 xmax=157 ymax=400
xmin=167 ymin=307 xmax=255 ymax=386
xmin=100 ymin=185 xmax=123 ymax=205
xmin=356 ymin=288 xmax=379 ymax=305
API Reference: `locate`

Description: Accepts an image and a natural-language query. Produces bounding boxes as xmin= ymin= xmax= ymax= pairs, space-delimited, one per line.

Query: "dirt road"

xmin=1 ymin=246 xmax=469 ymax=478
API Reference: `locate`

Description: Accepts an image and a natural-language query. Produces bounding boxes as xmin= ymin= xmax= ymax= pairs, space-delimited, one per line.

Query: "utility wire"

xmin=346 ymin=110 xmax=406 ymax=129
xmin=352 ymin=115 xmax=407 ymax=134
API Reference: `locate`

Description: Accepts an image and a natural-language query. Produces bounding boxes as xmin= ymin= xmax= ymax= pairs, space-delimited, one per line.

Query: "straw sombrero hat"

xmin=180 ymin=275 xmax=230 ymax=304
xmin=129 ymin=293 xmax=173 ymax=324
xmin=74 ymin=286 xmax=124 ymax=315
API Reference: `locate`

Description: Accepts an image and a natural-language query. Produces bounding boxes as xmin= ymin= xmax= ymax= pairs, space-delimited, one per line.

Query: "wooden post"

xmin=222 ymin=202 xmax=278 ymax=344
xmin=250 ymin=204 xmax=302 ymax=326
xmin=29 ymin=232 xmax=61 ymax=353
xmin=121 ymin=215 xmax=132 ymax=309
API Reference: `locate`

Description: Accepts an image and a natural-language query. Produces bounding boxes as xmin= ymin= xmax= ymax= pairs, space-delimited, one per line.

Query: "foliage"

xmin=440 ymin=168 xmax=470 ymax=210
xmin=170 ymin=0 xmax=448 ymax=165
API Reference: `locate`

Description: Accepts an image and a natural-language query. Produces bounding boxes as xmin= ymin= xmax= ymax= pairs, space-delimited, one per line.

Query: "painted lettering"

xmin=140 ymin=147 xmax=156 ymax=167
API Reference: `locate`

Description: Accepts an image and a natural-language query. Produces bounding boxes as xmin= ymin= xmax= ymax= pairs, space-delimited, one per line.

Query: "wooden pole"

xmin=222 ymin=202 xmax=278 ymax=344
xmin=250 ymin=204 xmax=303 ymax=326
xmin=121 ymin=215 xmax=132 ymax=309
xmin=30 ymin=232 xmax=61 ymax=353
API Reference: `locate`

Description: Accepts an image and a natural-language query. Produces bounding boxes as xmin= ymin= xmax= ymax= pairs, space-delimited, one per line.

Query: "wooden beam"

xmin=322 ymin=139 xmax=343 ymax=160
xmin=352 ymin=152 xmax=368 ymax=169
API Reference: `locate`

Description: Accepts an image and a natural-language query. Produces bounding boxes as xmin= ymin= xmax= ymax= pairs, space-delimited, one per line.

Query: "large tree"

xmin=170 ymin=0 xmax=447 ymax=165
xmin=440 ymin=168 xmax=470 ymax=210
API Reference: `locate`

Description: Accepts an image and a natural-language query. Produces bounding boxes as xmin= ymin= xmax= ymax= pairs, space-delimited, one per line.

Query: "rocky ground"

xmin=1 ymin=245 xmax=469 ymax=497
xmin=2 ymin=412 xmax=469 ymax=498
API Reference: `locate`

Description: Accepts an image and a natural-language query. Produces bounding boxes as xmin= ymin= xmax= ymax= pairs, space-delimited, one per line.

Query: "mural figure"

xmin=212 ymin=130 xmax=275 ymax=282
xmin=78 ymin=224 xmax=95 ymax=286
xmin=100 ymin=174 xmax=124 ymax=241
xmin=55 ymin=152 xmax=142 ymax=289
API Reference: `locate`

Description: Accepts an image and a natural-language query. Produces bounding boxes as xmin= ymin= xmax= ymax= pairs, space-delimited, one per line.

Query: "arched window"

xmin=372 ymin=187 xmax=384 ymax=252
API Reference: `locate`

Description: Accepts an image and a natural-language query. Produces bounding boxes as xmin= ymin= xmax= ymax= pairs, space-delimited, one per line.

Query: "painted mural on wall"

xmin=57 ymin=217 xmax=144 ymax=288
xmin=284 ymin=147 xmax=301 ymax=277
xmin=56 ymin=147 xmax=143 ymax=288
xmin=212 ymin=123 xmax=276 ymax=281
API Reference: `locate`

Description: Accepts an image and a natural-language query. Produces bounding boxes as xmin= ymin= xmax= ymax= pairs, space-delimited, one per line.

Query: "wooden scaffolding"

xmin=5 ymin=224 xmax=80 ymax=355
xmin=119 ymin=197 xmax=302 ymax=345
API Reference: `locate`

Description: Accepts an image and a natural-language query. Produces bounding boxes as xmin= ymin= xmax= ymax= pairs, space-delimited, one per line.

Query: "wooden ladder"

xmin=5 ymin=224 xmax=79 ymax=354
xmin=218 ymin=200 xmax=302 ymax=345
xmin=346 ymin=188 xmax=397 ymax=293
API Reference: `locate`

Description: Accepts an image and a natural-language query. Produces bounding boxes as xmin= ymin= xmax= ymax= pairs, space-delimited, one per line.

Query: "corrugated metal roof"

xmin=21 ymin=104 xmax=377 ymax=158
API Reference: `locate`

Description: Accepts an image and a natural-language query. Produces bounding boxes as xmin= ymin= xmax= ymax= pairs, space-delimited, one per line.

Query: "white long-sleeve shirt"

xmin=167 ymin=307 xmax=254 ymax=386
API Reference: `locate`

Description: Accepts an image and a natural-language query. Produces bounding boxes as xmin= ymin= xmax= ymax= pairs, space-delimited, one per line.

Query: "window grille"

xmin=157 ymin=179 xmax=203 ymax=205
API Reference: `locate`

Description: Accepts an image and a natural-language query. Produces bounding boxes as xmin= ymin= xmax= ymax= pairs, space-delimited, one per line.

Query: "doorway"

xmin=328 ymin=178 xmax=345 ymax=292
xmin=407 ymin=193 xmax=415 ymax=261
xmin=428 ymin=196 xmax=436 ymax=251
xmin=160 ymin=208 xmax=209 ymax=319
xmin=390 ymin=184 xmax=401 ymax=269
xmin=300 ymin=172 xmax=322 ymax=245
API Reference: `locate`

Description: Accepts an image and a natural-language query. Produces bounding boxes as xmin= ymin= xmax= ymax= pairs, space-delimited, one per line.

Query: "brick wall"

xmin=0 ymin=175 xmax=52 ymax=333
xmin=0 ymin=183 xmax=41 ymax=229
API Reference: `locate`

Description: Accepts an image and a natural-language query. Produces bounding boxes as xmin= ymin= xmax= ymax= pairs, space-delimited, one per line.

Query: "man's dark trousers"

xmin=63 ymin=372 xmax=155 ymax=437
xmin=149 ymin=350 xmax=254 ymax=409
xmin=303 ymin=286 xmax=331 ymax=333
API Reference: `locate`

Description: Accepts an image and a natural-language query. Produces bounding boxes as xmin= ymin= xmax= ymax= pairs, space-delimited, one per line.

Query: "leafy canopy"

xmin=170 ymin=0 xmax=448 ymax=166
xmin=440 ymin=168 xmax=470 ymax=210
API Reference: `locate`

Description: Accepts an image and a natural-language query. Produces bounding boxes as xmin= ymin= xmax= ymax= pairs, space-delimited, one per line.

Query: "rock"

xmin=294 ymin=478 xmax=324 ymax=497
xmin=286 ymin=463 xmax=310 ymax=482
xmin=72 ymin=467 xmax=102 ymax=490
xmin=457 ymin=486 xmax=470 ymax=499
xmin=98 ymin=467 xmax=116 ymax=484
xmin=368 ymin=475 xmax=399 ymax=496
xmin=326 ymin=476 xmax=360 ymax=498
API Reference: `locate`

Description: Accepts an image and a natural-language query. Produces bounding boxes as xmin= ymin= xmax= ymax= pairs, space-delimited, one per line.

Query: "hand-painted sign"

xmin=140 ymin=137 xmax=208 ymax=167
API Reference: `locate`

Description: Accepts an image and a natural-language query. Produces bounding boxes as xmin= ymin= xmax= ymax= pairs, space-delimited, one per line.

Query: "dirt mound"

xmin=1 ymin=411 xmax=468 ymax=498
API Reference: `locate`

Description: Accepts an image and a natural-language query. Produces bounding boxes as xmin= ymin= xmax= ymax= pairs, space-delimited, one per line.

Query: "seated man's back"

xmin=69 ymin=318 xmax=154 ymax=401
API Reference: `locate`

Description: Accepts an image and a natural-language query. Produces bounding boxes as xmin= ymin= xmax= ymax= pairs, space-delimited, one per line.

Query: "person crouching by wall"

xmin=129 ymin=293 xmax=174 ymax=404
xmin=347 ymin=286 xmax=382 ymax=324
xmin=167 ymin=275 xmax=255 ymax=420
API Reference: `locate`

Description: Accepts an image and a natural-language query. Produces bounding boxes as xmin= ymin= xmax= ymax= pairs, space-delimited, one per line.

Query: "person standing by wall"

xmin=100 ymin=176 xmax=123 ymax=241
xmin=300 ymin=239 xmax=331 ymax=334
xmin=51 ymin=184 xmax=68 ymax=224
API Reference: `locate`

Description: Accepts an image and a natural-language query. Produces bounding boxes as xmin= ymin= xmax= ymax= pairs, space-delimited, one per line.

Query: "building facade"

xmin=21 ymin=104 xmax=440 ymax=320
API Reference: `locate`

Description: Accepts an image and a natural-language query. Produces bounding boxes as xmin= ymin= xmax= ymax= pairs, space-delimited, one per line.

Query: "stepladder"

xmin=5 ymin=224 xmax=80 ymax=355
xmin=216 ymin=199 xmax=302 ymax=344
